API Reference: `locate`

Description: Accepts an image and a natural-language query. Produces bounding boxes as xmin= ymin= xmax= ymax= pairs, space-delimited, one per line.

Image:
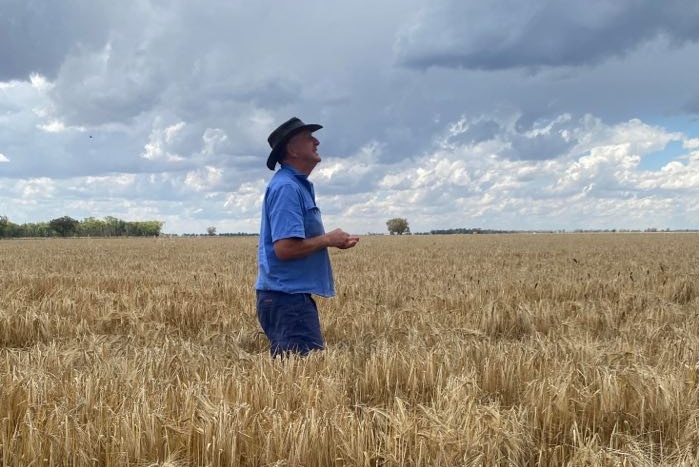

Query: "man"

xmin=255 ymin=117 xmax=359 ymax=357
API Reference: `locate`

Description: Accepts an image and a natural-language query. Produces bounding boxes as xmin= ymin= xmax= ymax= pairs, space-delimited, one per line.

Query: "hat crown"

xmin=267 ymin=117 xmax=304 ymax=149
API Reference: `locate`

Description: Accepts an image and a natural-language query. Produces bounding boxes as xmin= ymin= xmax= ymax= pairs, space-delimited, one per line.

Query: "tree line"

xmin=429 ymin=227 xmax=517 ymax=235
xmin=0 ymin=216 xmax=164 ymax=238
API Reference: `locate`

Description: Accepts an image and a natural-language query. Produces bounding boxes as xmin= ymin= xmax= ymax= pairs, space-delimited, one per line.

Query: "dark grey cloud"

xmin=0 ymin=0 xmax=111 ymax=81
xmin=2 ymin=0 xmax=699 ymax=233
xmin=39 ymin=0 xmax=424 ymax=160
xmin=683 ymin=95 xmax=699 ymax=114
xmin=396 ymin=0 xmax=699 ymax=70
xmin=51 ymin=53 xmax=164 ymax=126
xmin=2 ymin=0 xmax=696 ymax=174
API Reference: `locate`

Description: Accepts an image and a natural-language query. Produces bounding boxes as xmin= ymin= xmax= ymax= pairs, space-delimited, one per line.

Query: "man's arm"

xmin=274 ymin=228 xmax=359 ymax=261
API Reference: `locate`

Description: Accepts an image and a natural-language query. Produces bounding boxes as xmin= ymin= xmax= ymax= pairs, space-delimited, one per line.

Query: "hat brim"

xmin=266 ymin=123 xmax=323 ymax=170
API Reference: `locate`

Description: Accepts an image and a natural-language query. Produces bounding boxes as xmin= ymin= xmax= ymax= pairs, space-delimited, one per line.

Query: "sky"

xmin=1 ymin=0 xmax=699 ymax=234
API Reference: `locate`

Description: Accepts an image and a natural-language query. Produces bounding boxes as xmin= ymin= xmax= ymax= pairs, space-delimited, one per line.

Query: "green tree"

xmin=22 ymin=222 xmax=52 ymax=237
xmin=49 ymin=216 xmax=79 ymax=237
xmin=206 ymin=226 xmax=217 ymax=236
xmin=133 ymin=221 xmax=164 ymax=236
xmin=386 ymin=217 xmax=410 ymax=235
xmin=104 ymin=216 xmax=125 ymax=236
xmin=0 ymin=216 xmax=8 ymax=237
xmin=79 ymin=217 xmax=106 ymax=236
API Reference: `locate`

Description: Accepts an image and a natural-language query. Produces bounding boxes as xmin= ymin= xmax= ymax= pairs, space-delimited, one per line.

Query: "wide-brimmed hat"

xmin=266 ymin=117 xmax=323 ymax=170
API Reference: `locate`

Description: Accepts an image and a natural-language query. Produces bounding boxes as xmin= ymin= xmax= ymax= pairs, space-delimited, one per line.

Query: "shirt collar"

xmin=280 ymin=163 xmax=308 ymax=180
xmin=280 ymin=163 xmax=315 ymax=200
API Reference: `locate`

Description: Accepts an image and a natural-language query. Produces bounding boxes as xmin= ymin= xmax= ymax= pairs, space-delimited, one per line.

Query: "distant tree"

xmin=0 ymin=216 xmax=8 ymax=237
xmin=22 ymin=222 xmax=52 ymax=237
xmin=104 ymin=216 xmax=126 ymax=236
xmin=1 ymin=215 xmax=163 ymax=238
xmin=386 ymin=218 xmax=410 ymax=235
xmin=3 ymin=216 xmax=21 ymax=236
xmin=206 ymin=226 xmax=217 ymax=236
xmin=49 ymin=216 xmax=79 ymax=237
xmin=140 ymin=221 xmax=164 ymax=236
xmin=79 ymin=217 xmax=106 ymax=236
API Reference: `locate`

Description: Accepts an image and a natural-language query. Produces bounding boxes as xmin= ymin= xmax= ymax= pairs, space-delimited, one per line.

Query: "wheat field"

xmin=1 ymin=233 xmax=698 ymax=466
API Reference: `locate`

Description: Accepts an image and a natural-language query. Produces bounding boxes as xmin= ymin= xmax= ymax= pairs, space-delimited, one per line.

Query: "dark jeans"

xmin=256 ymin=290 xmax=324 ymax=357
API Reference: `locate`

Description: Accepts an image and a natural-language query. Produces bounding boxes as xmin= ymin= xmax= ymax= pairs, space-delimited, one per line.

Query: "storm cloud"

xmin=395 ymin=0 xmax=699 ymax=70
xmin=1 ymin=0 xmax=698 ymax=233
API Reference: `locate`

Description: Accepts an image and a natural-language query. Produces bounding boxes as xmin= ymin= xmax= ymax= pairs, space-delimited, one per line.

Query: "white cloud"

xmin=315 ymin=141 xmax=385 ymax=194
xmin=29 ymin=73 xmax=53 ymax=92
xmin=16 ymin=178 xmax=56 ymax=198
xmin=84 ymin=174 xmax=137 ymax=188
xmin=0 ymin=153 xmax=9 ymax=163
xmin=184 ymin=166 xmax=223 ymax=192
xmin=224 ymin=180 xmax=265 ymax=215
xmin=685 ymin=138 xmax=699 ymax=149
xmin=201 ymin=128 xmax=228 ymax=156
xmin=164 ymin=122 xmax=185 ymax=143
xmin=331 ymin=114 xmax=699 ymax=232
xmin=142 ymin=121 xmax=187 ymax=162
xmin=37 ymin=120 xmax=66 ymax=133
xmin=639 ymin=158 xmax=699 ymax=190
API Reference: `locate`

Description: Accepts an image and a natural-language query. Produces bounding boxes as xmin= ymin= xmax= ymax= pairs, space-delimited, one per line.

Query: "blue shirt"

xmin=255 ymin=164 xmax=335 ymax=297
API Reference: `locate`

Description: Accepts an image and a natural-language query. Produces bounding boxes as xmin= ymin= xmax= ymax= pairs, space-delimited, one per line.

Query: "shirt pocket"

xmin=303 ymin=206 xmax=325 ymax=238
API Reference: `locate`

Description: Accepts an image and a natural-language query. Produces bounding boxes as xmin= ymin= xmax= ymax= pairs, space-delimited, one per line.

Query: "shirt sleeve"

xmin=266 ymin=182 xmax=306 ymax=242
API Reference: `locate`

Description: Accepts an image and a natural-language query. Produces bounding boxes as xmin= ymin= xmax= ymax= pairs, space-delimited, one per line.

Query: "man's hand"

xmin=325 ymin=228 xmax=360 ymax=249
xmin=274 ymin=229 xmax=359 ymax=260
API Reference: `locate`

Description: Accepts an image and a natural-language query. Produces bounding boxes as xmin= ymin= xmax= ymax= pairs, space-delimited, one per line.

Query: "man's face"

xmin=286 ymin=130 xmax=320 ymax=166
